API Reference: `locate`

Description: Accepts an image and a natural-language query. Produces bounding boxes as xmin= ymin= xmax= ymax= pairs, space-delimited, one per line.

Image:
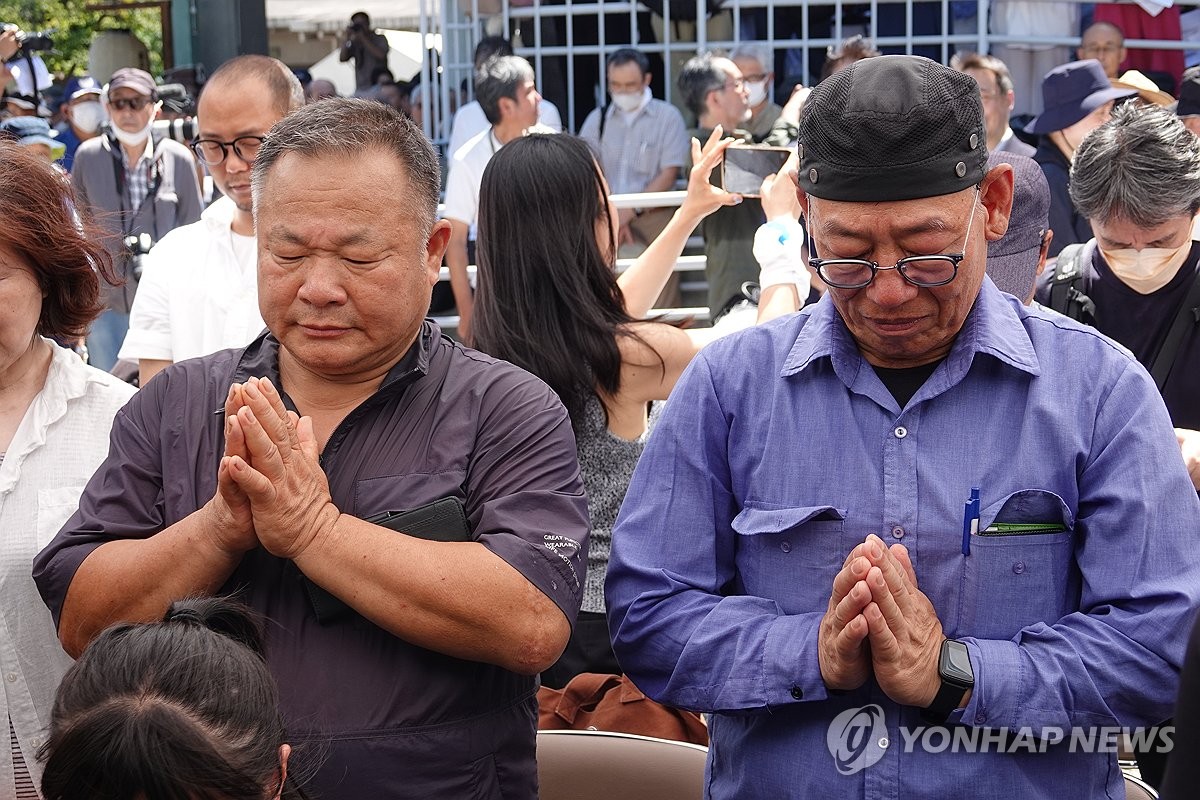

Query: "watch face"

xmin=941 ymin=640 xmax=974 ymax=687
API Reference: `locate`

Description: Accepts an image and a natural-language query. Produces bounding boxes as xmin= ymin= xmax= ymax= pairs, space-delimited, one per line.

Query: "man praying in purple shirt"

xmin=35 ymin=98 xmax=589 ymax=799
xmin=606 ymin=55 xmax=1200 ymax=799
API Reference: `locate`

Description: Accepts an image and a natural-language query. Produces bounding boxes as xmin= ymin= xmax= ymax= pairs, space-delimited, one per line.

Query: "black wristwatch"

xmin=921 ymin=639 xmax=974 ymax=724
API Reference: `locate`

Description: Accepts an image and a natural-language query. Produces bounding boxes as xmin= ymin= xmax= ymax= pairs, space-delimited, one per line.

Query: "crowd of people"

xmin=1 ymin=5 xmax=1200 ymax=800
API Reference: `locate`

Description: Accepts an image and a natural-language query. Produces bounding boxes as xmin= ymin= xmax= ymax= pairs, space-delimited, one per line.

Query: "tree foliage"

xmin=0 ymin=0 xmax=164 ymax=79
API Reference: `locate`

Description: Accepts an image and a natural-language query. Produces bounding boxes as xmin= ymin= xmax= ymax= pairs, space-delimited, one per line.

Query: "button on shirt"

xmin=579 ymin=94 xmax=688 ymax=196
xmin=606 ymin=279 xmax=1200 ymax=799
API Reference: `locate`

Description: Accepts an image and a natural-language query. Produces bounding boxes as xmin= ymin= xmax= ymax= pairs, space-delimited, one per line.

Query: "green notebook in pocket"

xmin=303 ymin=497 xmax=471 ymax=624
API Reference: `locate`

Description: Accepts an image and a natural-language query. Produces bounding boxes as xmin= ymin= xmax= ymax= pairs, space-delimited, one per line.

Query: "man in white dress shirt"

xmin=118 ymin=55 xmax=303 ymax=386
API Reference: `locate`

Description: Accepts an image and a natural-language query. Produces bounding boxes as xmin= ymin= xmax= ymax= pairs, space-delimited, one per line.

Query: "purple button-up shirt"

xmin=607 ymin=279 xmax=1200 ymax=799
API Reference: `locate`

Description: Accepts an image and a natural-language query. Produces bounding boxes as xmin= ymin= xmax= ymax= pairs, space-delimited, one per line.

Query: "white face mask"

xmin=71 ymin=100 xmax=105 ymax=135
xmin=1101 ymin=240 xmax=1193 ymax=294
xmin=746 ymin=79 xmax=769 ymax=108
xmin=110 ymin=115 xmax=155 ymax=148
xmin=611 ymin=86 xmax=648 ymax=113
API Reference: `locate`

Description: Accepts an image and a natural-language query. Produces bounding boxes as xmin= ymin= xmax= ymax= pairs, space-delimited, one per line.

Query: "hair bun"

xmin=162 ymin=598 xmax=267 ymax=657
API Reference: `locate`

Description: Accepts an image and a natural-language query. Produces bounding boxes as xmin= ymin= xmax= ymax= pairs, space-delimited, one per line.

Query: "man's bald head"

xmin=204 ymin=55 xmax=304 ymax=116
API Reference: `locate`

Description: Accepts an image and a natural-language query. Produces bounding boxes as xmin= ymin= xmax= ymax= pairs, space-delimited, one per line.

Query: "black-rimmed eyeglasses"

xmin=190 ymin=135 xmax=267 ymax=166
xmin=808 ymin=188 xmax=980 ymax=289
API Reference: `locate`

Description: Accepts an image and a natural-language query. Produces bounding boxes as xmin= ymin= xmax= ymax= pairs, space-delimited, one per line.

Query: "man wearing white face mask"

xmin=55 ymin=76 xmax=105 ymax=172
xmin=1036 ymin=102 xmax=1200 ymax=498
xmin=71 ymin=67 xmax=202 ymax=372
xmin=580 ymin=48 xmax=688 ymax=254
xmin=731 ymin=43 xmax=791 ymax=144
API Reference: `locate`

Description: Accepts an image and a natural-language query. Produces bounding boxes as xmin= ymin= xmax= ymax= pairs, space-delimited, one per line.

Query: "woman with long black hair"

xmin=473 ymin=129 xmax=804 ymax=685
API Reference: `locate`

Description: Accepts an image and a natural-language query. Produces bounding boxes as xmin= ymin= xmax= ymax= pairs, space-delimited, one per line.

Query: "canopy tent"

xmin=307 ymin=29 xmax=437 ymax=96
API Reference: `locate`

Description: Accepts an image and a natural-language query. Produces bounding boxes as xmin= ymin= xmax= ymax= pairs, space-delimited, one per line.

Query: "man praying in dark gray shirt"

xmin=35 ymin=98 xmax=590 ymax=800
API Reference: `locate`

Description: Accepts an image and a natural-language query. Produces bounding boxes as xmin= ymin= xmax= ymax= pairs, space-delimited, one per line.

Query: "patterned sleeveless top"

xmin=575 ymin=394 xmax=656 ymax=613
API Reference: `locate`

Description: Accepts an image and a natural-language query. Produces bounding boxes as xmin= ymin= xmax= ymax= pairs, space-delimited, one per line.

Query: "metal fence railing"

xmin=414 ymin=0 xmax=1200 ymax=148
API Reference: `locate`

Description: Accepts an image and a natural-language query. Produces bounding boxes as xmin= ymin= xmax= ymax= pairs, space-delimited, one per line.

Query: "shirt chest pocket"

xmin=353 ymin=471 xmax=468 ymax=520
xmin=731 ymin=504 xmax=849 ymax=615
xmin=955 ymin=489 xmax=1079 ymax=640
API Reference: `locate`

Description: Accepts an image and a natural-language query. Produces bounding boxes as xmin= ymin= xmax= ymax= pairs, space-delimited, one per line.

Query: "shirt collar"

xmin=120 ymin=136 xmax=154 ymax=169
xmin=231 ymin=320 xmax=438 ymax=400
xmin=608 ymin=86 xmax=654 ymax=119
xmin=782 ymin=277 xmax=1041 ymax=384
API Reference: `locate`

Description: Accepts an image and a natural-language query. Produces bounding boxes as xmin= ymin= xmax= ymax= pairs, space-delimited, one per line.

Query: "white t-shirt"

xmin=441 ymin=127 xmax=502 ymax=239
xmin=447 ymin=98 xmax=562 ymax=158
xmin=119 ymin=196 xmax=266 ymax=363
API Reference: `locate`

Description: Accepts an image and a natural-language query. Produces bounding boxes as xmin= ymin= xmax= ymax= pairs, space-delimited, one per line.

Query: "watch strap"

xmin=921 ymin=680 xmax=966 ymax=724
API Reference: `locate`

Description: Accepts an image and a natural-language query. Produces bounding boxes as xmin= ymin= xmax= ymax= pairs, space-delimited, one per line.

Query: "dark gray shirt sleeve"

xmin=466 ymin=365 xmax=590 ymax=623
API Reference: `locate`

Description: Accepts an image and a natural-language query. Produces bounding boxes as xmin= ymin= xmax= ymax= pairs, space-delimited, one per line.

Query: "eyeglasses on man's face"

xmin=718 ymin=78 xmax=745 ymax=93
xmin=109 ymin=96 xmax=153 ymax=112
xmin=808 ymin=188 xmax=980 ymax=290
xmin=190 ymin=135 xmax=267 ymax=166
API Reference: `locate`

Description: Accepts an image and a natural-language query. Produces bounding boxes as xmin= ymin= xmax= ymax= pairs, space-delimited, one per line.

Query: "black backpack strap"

xmin=1047 ymin=240 xmax=1097 ymax=324
xmin=1149 ymin=265 xmax=1200 ymax=391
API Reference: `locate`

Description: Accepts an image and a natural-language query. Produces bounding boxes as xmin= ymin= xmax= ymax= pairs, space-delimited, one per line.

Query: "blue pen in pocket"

xmin=962 ymin=487 xmax=980 ymax=556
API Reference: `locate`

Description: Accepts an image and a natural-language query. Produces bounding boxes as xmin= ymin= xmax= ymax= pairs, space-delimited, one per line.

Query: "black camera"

xmin=124 ymin=232 xmax=154 ymax=280
xmin=350 ymin=22 xmax=364 ymax=33
xmin=4 ymin=24 xmax=54 ymax=55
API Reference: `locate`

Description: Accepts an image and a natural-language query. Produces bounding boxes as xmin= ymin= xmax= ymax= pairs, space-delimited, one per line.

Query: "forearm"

xmin=57 ymin=504 xmax=244 ymax=657
xmin=293 ymin=515 xmax=569 ymax=674
xmin=617 ymin=206 xmax=705 ymax=319
xmin=363 ymin=36 xmax=388 ymax=60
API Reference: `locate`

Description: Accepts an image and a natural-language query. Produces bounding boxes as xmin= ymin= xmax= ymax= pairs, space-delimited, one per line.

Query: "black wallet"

xmin=303 ymin=497 xmax=472 ymax=624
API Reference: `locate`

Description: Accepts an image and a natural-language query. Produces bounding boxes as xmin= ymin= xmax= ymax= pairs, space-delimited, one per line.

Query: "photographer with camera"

xmin=71 ymin=67 xmax=202 ymax=372
xmin=120 ymin=56 xmax=304 ymax=387
xmin=1 ymin=23 xmax=53 ymax=117
xmin=339 ymin=11 xmax=389 ymax=94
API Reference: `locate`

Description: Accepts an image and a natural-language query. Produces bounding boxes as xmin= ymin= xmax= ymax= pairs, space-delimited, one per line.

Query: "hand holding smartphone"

xmin=720 ymin=145 xmax=793 ymax=198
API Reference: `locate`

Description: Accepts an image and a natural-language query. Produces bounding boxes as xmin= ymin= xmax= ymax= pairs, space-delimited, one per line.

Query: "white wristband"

xmin=754 ymin=218 xmax=809 ymax=292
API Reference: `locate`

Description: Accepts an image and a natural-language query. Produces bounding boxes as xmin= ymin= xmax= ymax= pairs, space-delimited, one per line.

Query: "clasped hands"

xmin=818 ymin=534 xmax=946 ymax=709
xmin=204 ymin=376 xmax=340 ymax=560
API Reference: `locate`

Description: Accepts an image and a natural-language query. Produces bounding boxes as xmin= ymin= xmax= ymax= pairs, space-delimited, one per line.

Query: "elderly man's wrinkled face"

xmin=802 ymin=167 xmax=1014 ymax=368
xmin=255 ymin=148 xmax=451 ymax=381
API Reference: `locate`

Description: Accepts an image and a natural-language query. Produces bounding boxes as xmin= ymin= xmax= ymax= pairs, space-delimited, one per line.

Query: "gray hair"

xmin=730 ymin=43 xmax=772 ymax=73
xmin=251 ymin=97 xmax=441 ymax=235
xmin=1071 ymin=102 xmax=1200 ymax=227
xmin=476 ymin=55 xmax=534 ymax=125
xmin=678 ymin=52 xmax=728 ymax=118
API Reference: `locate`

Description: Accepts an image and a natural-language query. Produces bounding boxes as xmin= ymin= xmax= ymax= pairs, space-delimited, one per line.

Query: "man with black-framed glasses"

xmin=119 ymin=56 xmax=303 ymax=386
xmin=71 ymin=68 xmax=203 ymax=372
xmin=608 ymin=55 xmax=1200 ymax=798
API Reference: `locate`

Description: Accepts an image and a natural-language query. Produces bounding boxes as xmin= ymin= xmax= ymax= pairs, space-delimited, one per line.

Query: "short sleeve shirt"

xmin=34 ymin=322 xmax=589 ymax=799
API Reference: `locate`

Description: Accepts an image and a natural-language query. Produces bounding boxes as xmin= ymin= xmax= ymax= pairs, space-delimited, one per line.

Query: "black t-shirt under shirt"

xmin=873 ymin=359 xmax=942 ymax=409
xmin=1085 ymin=243 xmax=1200 ymax=430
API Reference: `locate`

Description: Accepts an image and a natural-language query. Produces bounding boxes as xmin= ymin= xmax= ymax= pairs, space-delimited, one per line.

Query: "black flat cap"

xmin=797 ymin=55 xmax=988 ymax=202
